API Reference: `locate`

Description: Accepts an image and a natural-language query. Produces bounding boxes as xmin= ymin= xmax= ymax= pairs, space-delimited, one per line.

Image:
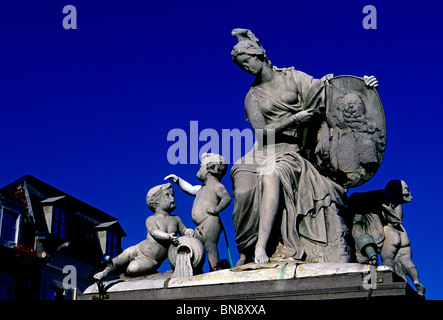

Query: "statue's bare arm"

xmin=206 ymin=184 xmax=231 ymax=215
xmin=164 ymin=174 xmax=201 ymax=196
xmin=146 ymin=216 xmax=179 ymax=245
xmin=245 ymin=94 xmax=317 ymax=135
xmin=174 ymin=216 xmax=195 ymax=237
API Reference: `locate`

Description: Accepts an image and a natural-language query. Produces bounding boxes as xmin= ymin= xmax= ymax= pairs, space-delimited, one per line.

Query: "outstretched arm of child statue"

xmin=164 ymin=174 xmax=201 ymax=196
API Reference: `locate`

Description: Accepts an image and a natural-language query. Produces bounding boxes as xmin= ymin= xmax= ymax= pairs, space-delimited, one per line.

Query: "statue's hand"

xmin=206 ymin=207 xmax=219 ymax=215
xmin=93 ymin=272 xmax=104 ymax=281
xmin=363 ymin=75 xmax=379 ymax=89
xmin=292 ymin=109 xmax=317 ymax=124
xmin=168 ymin=233 xmax=180 ymax=245
xmin=184 ymin=228 xmax=195 ymax=237
xmin=164 ymin=174 xmax=179 ymax=183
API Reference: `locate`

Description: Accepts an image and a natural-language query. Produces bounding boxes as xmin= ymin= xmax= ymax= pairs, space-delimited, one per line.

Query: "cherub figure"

xmin=349 ymin=179 xmax=425 ymax=296
xmin=94 ymin=183 xmax=194 ymax=280
xmin=165 ymin=153 xmax=231 ymax=271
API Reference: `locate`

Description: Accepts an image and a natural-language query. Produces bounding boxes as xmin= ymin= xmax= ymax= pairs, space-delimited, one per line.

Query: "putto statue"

xmin=349 ymin=180 xmax=425 ymax=296
xmin=165 ymin=153 xmax=232 ymax=271
xmin=229 ymin=28 xmax=381 ymax=265
xmin=94 ymin=183 xmax=195 ymax=280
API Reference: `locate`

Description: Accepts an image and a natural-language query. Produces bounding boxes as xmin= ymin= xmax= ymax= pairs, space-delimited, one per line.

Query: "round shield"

xmin=313 ymin=75 xmax=386 ymax=188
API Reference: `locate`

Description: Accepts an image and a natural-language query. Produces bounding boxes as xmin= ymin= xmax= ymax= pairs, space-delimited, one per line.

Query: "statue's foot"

xmin=235 ymin=254 xmax=253 ymax=267
xmin=254 ymin=247 xmax=269 ymax=264
xmin=93 ymin=271 xmax=106 ymax=281
xmin=235 ymin=258 xmax=247 ymax=267
xmin=414 ymin=281 xmax=426 ymax=296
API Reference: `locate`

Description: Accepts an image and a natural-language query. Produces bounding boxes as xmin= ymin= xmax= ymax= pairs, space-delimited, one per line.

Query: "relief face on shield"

xmin=323 ymin=92 xmax=385 ymax=186
xmin=314 ymin=77 xmax=386 ymax=189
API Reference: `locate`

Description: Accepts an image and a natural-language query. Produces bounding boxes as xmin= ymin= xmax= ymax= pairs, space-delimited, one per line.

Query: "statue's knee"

xmin=204 ymin=241 xmax=218 ymax=251
xmin=233 ymin=187 xmax=253 ymax=203
xmin=261 ymin=171 xmax=280 ymax=188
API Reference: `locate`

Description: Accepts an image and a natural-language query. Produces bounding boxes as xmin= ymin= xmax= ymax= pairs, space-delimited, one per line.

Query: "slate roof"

xmin=0 ymin=174 xmax=126 ymax=265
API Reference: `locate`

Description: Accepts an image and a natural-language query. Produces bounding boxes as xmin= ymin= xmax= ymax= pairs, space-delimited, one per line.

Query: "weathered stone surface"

xmin=79 ymin=262 xmax=420 ymax=300
xmin=83 ymin=272 xmax=172 ymax=294
xmin=168 ymin=262 xmax=296 ymax=288
xmin=295 ymin=262 xmax=391 ymax=278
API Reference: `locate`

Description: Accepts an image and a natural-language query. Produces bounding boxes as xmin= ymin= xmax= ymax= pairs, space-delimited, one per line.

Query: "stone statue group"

xmin=94 ymin=29 xmax=425 ymax=297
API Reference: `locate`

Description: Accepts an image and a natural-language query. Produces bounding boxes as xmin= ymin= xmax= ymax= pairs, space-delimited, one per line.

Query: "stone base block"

xmin=78 ymin=262 xmax=420 ymax=300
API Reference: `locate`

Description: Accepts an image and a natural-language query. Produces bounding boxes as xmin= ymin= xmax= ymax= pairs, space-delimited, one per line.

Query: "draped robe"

xmin=231 ymin=67 xmax=346 ymax=260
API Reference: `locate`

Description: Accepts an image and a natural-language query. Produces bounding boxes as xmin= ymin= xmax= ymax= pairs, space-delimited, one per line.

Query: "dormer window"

xmin=0 ymin=196 xmax=23 ymax=248
xmin=0 ymin=209 xmax=20 ymax=246
xmin=52 ymin=207 xmax=66 ymax=239
xmin=41 ymin=196 xmax=67 ymax=240
xmin=95 ymin=220 xmax=126 ymax=258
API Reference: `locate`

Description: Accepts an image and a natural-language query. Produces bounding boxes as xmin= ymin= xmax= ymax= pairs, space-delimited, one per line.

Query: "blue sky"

xmin=1 ymin=1 xmax=442 ymax=299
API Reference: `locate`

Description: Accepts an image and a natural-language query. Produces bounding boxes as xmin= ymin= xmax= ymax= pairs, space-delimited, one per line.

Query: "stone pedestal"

xmin=78 ymin=262 xmax=421 ymax=300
